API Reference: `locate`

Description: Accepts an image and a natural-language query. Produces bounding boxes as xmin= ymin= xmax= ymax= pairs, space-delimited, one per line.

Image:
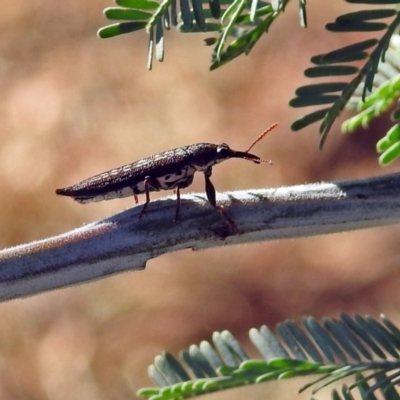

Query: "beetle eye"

xmin=217 ymin=143 xmax=229 ymax=153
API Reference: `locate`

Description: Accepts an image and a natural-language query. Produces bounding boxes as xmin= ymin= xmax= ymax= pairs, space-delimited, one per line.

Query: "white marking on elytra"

xmin=119 ymin=187 xmax=134 ymax=197
xmin=192 ymin=161 xmax=216 ymax=172
xmin=76 ymin=195 xmax=106 ymax=203
xmin=134 ymin=181 xmax=146 ymax=193
xmin=155 ymin=166 xmax=196 ymax=190
xmin=104 ymin=191 xmax=119 ymax=200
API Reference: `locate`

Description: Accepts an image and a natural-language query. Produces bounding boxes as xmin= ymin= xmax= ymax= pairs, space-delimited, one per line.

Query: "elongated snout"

xmin=231 ymin=150 xmax=266 ymax=164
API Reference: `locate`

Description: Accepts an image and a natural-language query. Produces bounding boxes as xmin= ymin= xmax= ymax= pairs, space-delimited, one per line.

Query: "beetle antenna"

xmin=244 ymin=122 xmax=278 ymax=154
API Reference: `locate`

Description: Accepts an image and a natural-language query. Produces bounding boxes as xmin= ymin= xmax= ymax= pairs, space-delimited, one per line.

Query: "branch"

xmin=1 ymin=172 xmax=399 ymax=302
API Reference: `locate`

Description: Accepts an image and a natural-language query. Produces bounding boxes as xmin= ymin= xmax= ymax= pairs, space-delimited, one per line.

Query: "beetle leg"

xmin=204 ymin=169 xmax=216 ymax=208
xmin=134 ymin=195 xmax=139 ymax=204
xmin=139 ymin=176 xmax=152 ymax=218
xmin=204 ymin=169 xmax=237 ymax=231
xmin=174 ymin=187 xmax=181 ymax=222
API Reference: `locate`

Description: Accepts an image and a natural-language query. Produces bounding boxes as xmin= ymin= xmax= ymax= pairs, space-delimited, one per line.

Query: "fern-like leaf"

xmin=137 ymin=314 xmax=400 ymax=400
xmin=340 ymin=33 xmax=400 ymax=166
xmin=290 ymin=3 xmax=400 ymax=149
xmin=98 ymin=0 xmax=307 ymax=69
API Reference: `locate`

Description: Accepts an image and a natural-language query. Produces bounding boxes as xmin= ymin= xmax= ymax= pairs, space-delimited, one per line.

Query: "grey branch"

xmin=0 ymin=172 xmax=399 ymax=302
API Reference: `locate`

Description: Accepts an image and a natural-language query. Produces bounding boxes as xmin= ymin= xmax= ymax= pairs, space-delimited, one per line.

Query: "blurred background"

xmin=0 ymin=1 xmax=399 ymax=399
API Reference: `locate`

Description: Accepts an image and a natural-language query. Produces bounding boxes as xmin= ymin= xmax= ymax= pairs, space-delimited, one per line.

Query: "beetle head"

xmin=215 ymin=122 xmax=277 ymax=165
xmin=190 ymin=123 xmax=277 ymax=171
xmin=215 ymin=143 xmax=272 ymax=165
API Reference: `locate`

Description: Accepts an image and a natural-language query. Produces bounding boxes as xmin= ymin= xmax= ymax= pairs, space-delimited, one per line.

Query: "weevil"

xmin=56 ymin=123 xmax=278 ymax=221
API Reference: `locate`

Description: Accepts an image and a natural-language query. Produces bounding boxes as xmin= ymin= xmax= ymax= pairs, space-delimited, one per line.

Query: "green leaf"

xmin=155 ymin=19 xmax=164 ymax=61
xmin=319 ymin=73 xmax=365 ymax=148
xmin=391 ymin=107 xmax=400 ymax=122
xmin=304 ymin=65 xmax=359 ymax=78
xmin=215 ymin=0 xmax=248 ymax=59
xmin=257 ymin=370 xmax=287 ymax=382
xmin=116 ymin=0 xmax=160 ymax=8
xmin=104 ymin=7 xmax=153 ymax=20
xmin=336 ymin=9 xmax=397 ymax=22
xmin=311 ymin=51 xmax=369 ymax=65
xmin=326 ymin=21 xmax=388 ymax=32
xmin=295 ymin=83 xmax=348 ymax=96
xmin=191 ymin=0 xmax=206 ymax=30
xmin=298 ymin=0 xmax=307 ymax=27
xmin=290 ymin=95 xmax=340 ymax=107
xmin=250 ymin=0 xmax=258 ymax=21
xmin=209 ymin=0 xmax=221 ymax=18
xmin=97 ymin=21 xmax=147 ymax=38
xmin=180 ymin=0 xmax=193 ymax=29
xmin=377 ymin=137 xmax=394 ymax=153
xmin=316 ymin=39 xmax=378 ymax=64
xmin=136 ymin=388 xmax=160 ymax=397
xmin=379 ymin=141 xmax=400 ymax=165
xmin=268 ymin=358 xmax=319 ymax=370
xmin=386 ymin=124 xmax=400 ymax=143
xmin=291 ymin=108 xmax=331 ymax=131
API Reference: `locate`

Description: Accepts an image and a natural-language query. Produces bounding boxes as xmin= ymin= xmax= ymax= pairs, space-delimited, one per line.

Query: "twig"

xmin=0 ymin=172 xmax=399 ymax=302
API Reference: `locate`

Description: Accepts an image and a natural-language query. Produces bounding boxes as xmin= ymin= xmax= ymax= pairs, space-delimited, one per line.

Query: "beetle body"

xmin=56 ymin=124 xmax=277 ymax=221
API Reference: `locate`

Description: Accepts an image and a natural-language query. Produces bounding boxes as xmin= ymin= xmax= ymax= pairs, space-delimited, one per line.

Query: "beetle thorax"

xmin=189 ymin=143 xmax=231 ymax=172
xmin=191 ymin=159 xmax=220 ymax=172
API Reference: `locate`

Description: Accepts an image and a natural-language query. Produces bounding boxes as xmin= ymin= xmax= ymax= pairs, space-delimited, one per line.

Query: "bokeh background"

xmin=0 ymin=1 xmax=399 ymax=399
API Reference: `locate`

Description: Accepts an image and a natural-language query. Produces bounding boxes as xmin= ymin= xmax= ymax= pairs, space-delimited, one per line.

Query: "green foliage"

xmin=377 ymin=123 xmax=400 ymax=165
xmin=290 ymin=4 xmax=400 ymax=147
xmin=344 ymin=73 xmax=400 ymax=166
xmin=137 ymin=314 xmax=400 ymax=400
xmin=98 ymin=0 xmax=305 ymax=69
xmin=290 ymin=2 xmax=400 ymax=151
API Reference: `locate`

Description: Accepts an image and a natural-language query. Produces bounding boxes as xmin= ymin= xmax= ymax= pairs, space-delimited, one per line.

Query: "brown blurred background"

xmin=0 ymin=1 xmax=399 ymax=399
